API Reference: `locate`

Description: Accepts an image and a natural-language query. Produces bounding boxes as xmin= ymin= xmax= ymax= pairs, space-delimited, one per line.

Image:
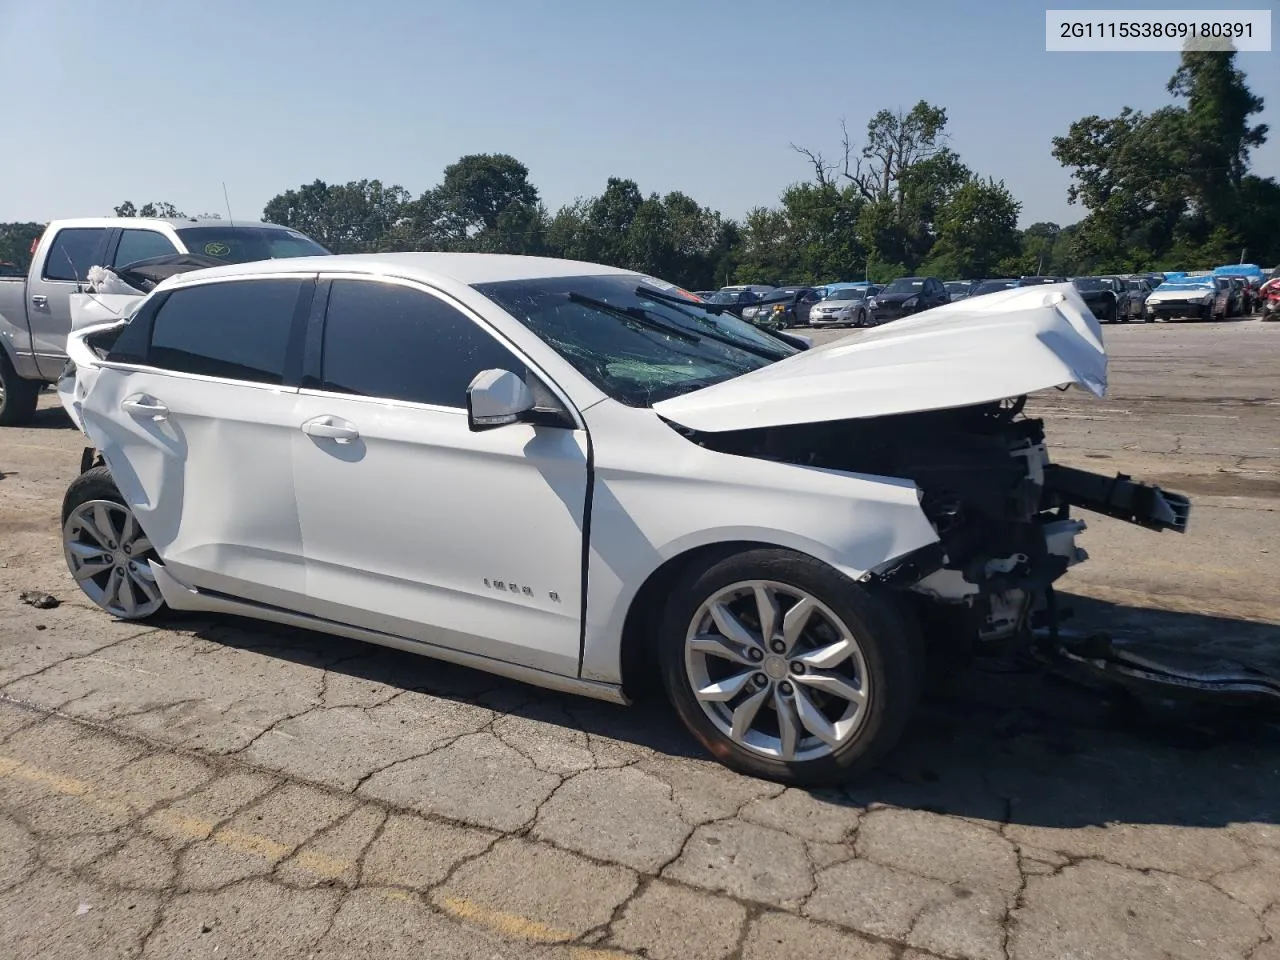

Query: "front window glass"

xmin=114 ymin=230 xmax=179 ymax=268
xmin=475 ymin=274 xmax=797 ymax=407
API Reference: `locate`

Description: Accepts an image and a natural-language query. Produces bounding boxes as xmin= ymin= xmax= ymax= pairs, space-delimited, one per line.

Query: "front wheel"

xmin=659 ymin=548 xmax=921 ymax=785
xmin=61 ymin=466 xmax=167 ymax=620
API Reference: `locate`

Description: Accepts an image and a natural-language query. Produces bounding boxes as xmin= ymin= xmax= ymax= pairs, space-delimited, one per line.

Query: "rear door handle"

xmin=30 ymin=294 xmax=47 ymax=307
xmin=121 ymin=396 xmax=169 ymax=421
xmin=301 ymin=416 xmax=359 ymax=443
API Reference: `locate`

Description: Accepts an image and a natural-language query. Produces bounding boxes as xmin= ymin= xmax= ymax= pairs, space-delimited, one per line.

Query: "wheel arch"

xmin=618 ymin=539 xmax=805 ymax=700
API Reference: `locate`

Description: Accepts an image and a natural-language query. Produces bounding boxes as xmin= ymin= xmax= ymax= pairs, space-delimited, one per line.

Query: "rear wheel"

xmin=61 ymin=466 xmax=167 ymax=620
xmin=0 ymin=352 xmax=41 ymax=426
xmin=659 ymin=548 xmax=921 ymax=785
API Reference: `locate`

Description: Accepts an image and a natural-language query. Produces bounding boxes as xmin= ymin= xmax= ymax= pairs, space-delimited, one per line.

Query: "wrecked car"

xmin=57 ymin=255 xmax=1190 ymax=784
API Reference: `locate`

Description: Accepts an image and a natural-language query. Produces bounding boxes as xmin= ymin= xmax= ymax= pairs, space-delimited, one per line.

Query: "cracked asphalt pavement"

xmin=1 ymin=318 xmax=1278 ymax=959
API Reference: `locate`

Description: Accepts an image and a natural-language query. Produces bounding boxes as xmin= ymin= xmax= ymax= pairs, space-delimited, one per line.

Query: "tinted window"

xmin=148 ymin=279 xmax=305 ymax=384
xmin=320 ymin=280 xmax=523 ymax=408
xmin=175 ymin=227 xmax=329 ymax=263
xmin=114 ymin=230 xmax=179 ymax=268
xmin=43 ymin=228 xmax=107 ymax=282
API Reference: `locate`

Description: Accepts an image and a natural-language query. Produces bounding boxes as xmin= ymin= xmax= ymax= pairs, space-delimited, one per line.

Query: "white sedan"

xmin=58 ymin=257 xmax=1189 ymax=784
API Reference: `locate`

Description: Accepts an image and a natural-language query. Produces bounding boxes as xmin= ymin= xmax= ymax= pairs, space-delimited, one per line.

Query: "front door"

xmin=291 ymin=277 xmax=590 ymax=677
xmin=28 ymin=226 xmax=111 ymax=377
xmin=79 ymin=276 xmax=314 ymax=606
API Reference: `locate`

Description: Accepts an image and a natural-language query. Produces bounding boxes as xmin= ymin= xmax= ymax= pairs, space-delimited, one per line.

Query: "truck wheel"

xmin=659 ymin=547 xmax=922 ymax=785
xmin=0 ymin=352 xmax=42 ymax=426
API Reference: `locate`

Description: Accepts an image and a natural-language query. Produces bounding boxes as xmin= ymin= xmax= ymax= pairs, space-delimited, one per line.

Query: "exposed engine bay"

xmin=679 ymin=397 xmax=1192 ymax=649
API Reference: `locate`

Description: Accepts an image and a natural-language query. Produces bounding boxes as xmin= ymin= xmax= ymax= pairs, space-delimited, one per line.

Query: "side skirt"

xmin=150 ymin=561 xmax=631 ymax=706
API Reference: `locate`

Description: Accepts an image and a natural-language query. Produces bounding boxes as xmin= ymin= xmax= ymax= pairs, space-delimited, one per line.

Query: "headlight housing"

xmin=1200 ymin=294 xmax=1213 ymax=304
xmin=867 ymin=297 xmax=879 ymax=308
xmin=903 ymin=296 xmax=919 ymax=309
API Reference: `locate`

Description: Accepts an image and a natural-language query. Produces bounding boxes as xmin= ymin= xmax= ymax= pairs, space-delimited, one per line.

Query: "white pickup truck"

xmin=0 ymin=217 xmax=328 ymax=424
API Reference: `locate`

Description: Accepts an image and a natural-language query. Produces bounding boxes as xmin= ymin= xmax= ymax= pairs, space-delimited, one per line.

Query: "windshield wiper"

xmin=633 ymin=286 xmax=792 ymax=361
xmin=636 ymin=285 xmax=726 ymax=314
xmin=566 ymin=292 xmax=699 ymax=343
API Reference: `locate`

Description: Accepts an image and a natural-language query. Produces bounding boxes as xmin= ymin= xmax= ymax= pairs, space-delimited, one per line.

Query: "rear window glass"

xmin=147 ymin=279 xmax=306 ymax=384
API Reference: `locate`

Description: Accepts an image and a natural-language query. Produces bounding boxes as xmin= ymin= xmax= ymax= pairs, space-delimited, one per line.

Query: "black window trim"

xmin=40 ymin=226 xmax=113 ymax=284
xmin=99 ymin=274 xmax=316 ymax=390
xmin=302 ymin=273 xmax=584 ymax=429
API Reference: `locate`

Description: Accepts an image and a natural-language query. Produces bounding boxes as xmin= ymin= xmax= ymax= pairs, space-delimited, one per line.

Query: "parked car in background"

xmin=693 ymin=290 xmax=716 ymax=300
xmin=1124 ymin=277 xmax=1155 ymax=319
xmin=704 ymin=285 xmax=775 ymax=318
xmin=1017 ymin=276 xmax=1068 ymax=287
xmin=1070 ymin=277 xmax=1129 ymax=323
xmin=0 ymin=262 xmax=22 ymax=278
xmin=56 ymin=252 xmax=1190 ymax=784
xmin=968 ymin=279 xmax=1019 ymax=298
xmin=1144 ymin=277 xmax=1229 ymax=321
xmin=944 ymin=280 xmax=976 ymax=301
xmin=868 ymin=277 xmax=949 ymax=323
xmin=1259 ymin=277 xmax=1280 ymax=320
xmin=0 ymin=217 xmax=330 ymax=425
xmin=1223 ymin=277 xmax=1246 ymax=317
xmin=809 ymin=285 xmax=881 ymax=328
xmin=744 ymin=287 xmax=823 ymax=329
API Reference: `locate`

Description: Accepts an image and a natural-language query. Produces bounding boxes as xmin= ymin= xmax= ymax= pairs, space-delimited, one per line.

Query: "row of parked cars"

xmin=698 ymin=266 xmax=1275 ymax=331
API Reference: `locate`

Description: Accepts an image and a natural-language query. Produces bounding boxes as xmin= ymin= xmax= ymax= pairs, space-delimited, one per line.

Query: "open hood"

xmin=653 ymin=284 xmax=1107 ymax=432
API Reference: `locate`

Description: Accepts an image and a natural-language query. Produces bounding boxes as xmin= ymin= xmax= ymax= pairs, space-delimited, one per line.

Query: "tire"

xmin=61 ymin=466 xmax=167 ymax=621
xmin=0 ymin=350 xmax=41 ymax=426
xmin=658 ymin=547 xmax=922 ymax=785
xmin=1104 ymin=302 xmax=1117 ymax=324
xmin=856 ymin=309 xmax=866 ymax=327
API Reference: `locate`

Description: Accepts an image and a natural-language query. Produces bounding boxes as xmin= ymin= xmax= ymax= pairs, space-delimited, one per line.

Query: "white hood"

xmin=653 ymin=284 xmax=1107 ymax=432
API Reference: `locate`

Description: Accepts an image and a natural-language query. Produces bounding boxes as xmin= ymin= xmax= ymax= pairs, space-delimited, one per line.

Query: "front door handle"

xmin=31 ymin=294 xmax=47 ymax=307
xmin=301 ymin=416 xmax=359 ymax=443
xmin=121 ymin=396 xmax=169 ymax=421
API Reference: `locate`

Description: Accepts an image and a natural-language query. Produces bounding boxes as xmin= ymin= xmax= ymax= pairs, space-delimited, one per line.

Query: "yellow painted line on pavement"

xmin=0 ymin=752 xmax=630 ymax=952
xmin=438 ymin=894 xmax=572 ymax=943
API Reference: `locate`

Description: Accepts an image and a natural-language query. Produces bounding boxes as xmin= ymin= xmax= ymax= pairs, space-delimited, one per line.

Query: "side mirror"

xmin=467 ymin=368 xmax=535 ymax=431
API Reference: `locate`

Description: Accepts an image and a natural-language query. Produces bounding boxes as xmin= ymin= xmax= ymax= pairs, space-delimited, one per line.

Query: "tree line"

xmin=2 ymin=50 xmax=1274 ymax=289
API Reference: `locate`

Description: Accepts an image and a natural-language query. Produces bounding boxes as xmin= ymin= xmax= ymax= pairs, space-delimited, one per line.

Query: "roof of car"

xmin=47 ymin=217 xmax=293 ymax=231
xmin=163 ymin=252 xmax=635 ymax=289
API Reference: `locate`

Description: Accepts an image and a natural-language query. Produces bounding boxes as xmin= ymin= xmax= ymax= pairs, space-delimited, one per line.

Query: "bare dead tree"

xmin=789 ymin=142 xmax=836 ymax=188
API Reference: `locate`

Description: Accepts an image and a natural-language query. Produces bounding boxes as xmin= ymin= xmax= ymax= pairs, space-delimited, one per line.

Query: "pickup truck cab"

xmin=0 ymin=217 xmax=328 ymax=424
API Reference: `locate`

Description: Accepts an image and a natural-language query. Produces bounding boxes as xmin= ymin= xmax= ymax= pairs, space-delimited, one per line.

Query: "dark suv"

xmin=868 ymin=277 xmax=950 ymax=323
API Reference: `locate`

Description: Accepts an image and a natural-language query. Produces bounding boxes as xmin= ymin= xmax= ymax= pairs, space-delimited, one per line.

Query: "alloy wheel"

xmin=63 ymin=499 xmax=164 ymax=618
xmin=684 ymin=580 xmax=871 ymax=762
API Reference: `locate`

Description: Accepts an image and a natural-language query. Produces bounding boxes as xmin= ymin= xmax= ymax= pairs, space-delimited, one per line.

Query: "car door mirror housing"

xmin=467 ymin=368 xmax=535 ymax=431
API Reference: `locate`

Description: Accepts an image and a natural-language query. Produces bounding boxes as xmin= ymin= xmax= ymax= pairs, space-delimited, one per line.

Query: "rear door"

xmin=28 ymin=226 xmax=111 ymax=377
xmin=290 ymin=276 xmax=590 ymax=676
xmin=79 ymin=275 xmax=315 ymax=607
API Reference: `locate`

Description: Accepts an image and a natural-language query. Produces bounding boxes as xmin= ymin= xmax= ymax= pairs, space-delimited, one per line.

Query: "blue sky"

xmin=0 ymin=0 xmax=1275 ymax=228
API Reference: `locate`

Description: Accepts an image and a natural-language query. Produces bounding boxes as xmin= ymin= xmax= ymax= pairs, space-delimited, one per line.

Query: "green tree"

xmin=1053 ymin=48 xmax=1272 ymax=270
xmin=924 ymin=177 xmax=1022 ymax=278
xmin=114 ymin=201 xmax=185 ymax=218
xmin=431 ymin=154 xmax=541 ymax=249
xmin=262 ymin=179 xmax=410 ymax=252
xmin=0 ymin=222 xmax=45 ymax=270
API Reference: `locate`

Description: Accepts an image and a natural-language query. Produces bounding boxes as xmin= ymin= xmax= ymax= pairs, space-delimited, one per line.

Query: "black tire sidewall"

xmin=658 ymin=548 xmax=921 ymax=785
xmin=0 ymin=351 xmax=41 ymax=426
